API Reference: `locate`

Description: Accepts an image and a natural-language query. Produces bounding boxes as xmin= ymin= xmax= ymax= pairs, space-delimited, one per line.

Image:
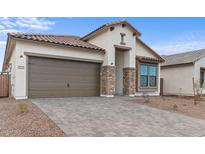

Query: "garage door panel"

xmin=29 ymin=72 xmax=99 ymax=80
xmin=28 ymin=56 xmax=100 ymax=98
xmin=29 ymin=82 xmax=100 ymax=89
xmin=29 ymin=65 xmax=99 ymax=74
xmin=29 ymin=81 xmax=100 ymax=87
xmin=29 ymin=57 xmax=99 ymax=69
xmin=29 ymin=66 xmax=100 ymax=78
xmin=29 ymin=74 xmax=99 ymax=84
xmin=29 ymin=87 xmax=100 ymax=97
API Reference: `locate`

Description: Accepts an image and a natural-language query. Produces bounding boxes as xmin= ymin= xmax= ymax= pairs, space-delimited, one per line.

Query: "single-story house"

xmin=2 ymin=20 xmax=164 ymax=99
xmin=161 ymin=49 xmax=205 ymax=96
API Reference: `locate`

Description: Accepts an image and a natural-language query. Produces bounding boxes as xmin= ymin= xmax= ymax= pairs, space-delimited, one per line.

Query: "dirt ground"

xmin=133 ymin=96 xmax=205 ymax=120
xmin=0 ymin=98 xmax=65 ymax=137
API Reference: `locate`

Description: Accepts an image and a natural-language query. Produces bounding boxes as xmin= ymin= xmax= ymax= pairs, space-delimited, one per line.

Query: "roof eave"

xmin=161 ymin=62 xmax=194 ymax=68
xmin=193 ymin=54 xmax=205 ymax=63
xmin=81 ymin=24 xmax=106 ymax=41
xmin=81 ymin=21 xmax=141 ymax=41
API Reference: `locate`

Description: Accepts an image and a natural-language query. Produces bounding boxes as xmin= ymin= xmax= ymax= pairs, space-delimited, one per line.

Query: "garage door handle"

xmin=67 ymin=83 xmax=70 ymax=88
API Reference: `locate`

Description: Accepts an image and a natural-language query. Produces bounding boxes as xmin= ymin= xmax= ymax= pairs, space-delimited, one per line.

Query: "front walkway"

xmin=32 ymin=97 xmax=205 ymax=137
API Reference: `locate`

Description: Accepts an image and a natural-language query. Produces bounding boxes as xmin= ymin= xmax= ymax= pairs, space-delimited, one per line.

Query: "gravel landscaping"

xmin=0 ymin=98 xmax=65 ymax=137
xmin=133 ymin=96 xmax=205 ymax=120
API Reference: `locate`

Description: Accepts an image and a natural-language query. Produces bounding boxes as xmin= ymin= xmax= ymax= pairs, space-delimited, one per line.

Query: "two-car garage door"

xmin=28 ymin=56 xmax=101 ymax=98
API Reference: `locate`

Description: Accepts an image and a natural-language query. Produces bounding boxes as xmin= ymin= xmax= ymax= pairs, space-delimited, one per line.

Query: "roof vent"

xmin=110 ymin=27 xmax=114 ymax=31
xmin=122 ymin=23 xmax=126 ymax=27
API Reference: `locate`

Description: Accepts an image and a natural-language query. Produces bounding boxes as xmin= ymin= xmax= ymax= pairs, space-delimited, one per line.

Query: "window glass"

xmin=149 ymin=65 xmax=157 ymax=87
xmin=149 ymin=76 xmax=157 ymax=87
xmin=200 ymin=71 xmax=204 ymax=88
xmin=140 ymin=76 xmax=148 ymax=87
xmin=140 ymin=64 xmax=148 ymax=87
xmin=149 ymin=65 xmax=156 ymax=76
xmin=140 ymin=64 xmax=157 ymax=87
xmin=140 ymin=65 xmax=148 ymax=75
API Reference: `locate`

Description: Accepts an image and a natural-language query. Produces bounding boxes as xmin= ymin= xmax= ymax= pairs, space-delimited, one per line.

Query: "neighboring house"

xmin=2 ymin=20 xmax=164 ymax=99
xmin=161 ymin=49 xmax=205 ymax=96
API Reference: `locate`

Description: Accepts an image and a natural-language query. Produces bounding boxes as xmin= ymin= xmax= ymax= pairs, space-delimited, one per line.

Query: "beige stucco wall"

xmin=8 ymin=45 xmax=17 ymax=97
xmin=88 ymin=30 xmax=110 ymax=65
xmin=161 ymin=64 xmax=194 ymax=96
xmin=89 ymin=25 xmax=161 ymax=96
xmin=135 ymin=40 xmax=156 ymax=58
xmin=161 ymin=57 xmax=205 ymax=96
xmin=89 ymin=25 xmax=137 ymax=67
xmin=9 ymin=41 xmax=104 ymax=99
xmin=194 ymin=56 xmax=205 ymax=94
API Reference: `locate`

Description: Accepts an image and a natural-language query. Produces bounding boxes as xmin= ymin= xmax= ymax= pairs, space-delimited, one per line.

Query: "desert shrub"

xmin=17 ymin=100 xmax=28 ymax=113
xmin=192 ymin=78 xmax=205 ymax=104
xmin=144 ymin=98 xmax=150 ymax=103
xmin=194 ymin=81 xmax=203 ymax=97
xmin=143 ymin=93 xmax=150 ymax=103
xmin=173 ymin=104 xmax=178 ymax=111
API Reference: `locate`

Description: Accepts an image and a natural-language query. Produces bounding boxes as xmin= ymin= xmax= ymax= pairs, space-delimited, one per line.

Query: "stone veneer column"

xmin=123 ymin=67 xmax=136 ymax=96
xmin=100 ymin=65 xmax=116 ymax=97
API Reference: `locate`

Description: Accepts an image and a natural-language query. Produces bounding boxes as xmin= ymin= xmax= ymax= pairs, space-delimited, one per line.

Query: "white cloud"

xmin=0 ymin=17 xmax=55 ymax=31
xmin=15 ymin=17 xmax=55 ymax=30
xmin=0 ymin=17 xmax=55 ymax=71
xmin=151 ymin=31 xmax=205 ymax=55
xmin=0 ymin=24 xmax=4 ymax=29
xmin=1 ymin=20 xmax=16 ymax=28
xmin=0 ymin=41 xmax=6 ymax=45
xmin=0 ymin=29 xmax=19 ymax=35
xmin=0 ymin=18 xmax=16 ymax=29
xmin=152 ymin=40 xmax=205 ymax=55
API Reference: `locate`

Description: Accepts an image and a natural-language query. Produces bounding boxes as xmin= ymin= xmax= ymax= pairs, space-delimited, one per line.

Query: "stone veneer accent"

xmin=123 ymin=67 xmax=136 ymax=95
xmin=100 ymin=65 xmax=116 ymax=96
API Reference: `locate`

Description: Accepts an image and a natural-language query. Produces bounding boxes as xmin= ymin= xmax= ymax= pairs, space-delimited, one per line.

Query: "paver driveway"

xmin=31 ymin=97 xmax=205 ymax=137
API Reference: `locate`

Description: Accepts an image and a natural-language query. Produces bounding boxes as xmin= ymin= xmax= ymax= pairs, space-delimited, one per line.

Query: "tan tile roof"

xmin=161 ymin=49 xmax=205 ymax=67
xmin=8 ymin=32 xmax=105 ymax=52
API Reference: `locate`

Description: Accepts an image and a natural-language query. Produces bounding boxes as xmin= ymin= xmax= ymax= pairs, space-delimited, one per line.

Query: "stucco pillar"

xmin=123 ymin=67 xmax=136 ymax=96
xmin=14 ymin=48 xmax=27 ymax=100
xmin=100 ymin=65 xmax=116 ymax=97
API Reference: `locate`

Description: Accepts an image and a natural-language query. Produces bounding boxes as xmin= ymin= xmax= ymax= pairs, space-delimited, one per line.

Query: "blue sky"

xmin=1 ymin=17 xmax=205 ymax=70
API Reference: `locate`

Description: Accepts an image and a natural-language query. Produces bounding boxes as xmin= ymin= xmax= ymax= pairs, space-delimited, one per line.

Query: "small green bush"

xmin=17 ymin=100 xmax=28 ymax=113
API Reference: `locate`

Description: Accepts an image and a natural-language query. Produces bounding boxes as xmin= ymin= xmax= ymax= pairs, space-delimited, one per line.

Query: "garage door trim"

xmin=24 ymin=52 xmax=103 ymax=64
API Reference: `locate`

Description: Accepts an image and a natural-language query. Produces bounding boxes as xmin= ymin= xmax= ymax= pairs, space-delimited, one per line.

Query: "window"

xmin=140 ymin=64 xmax=157 ymax=87
xmin=140 ymin=65 xmax=148 ymax=87
xmin=120 ymin=33 xmax=126 ymax=45
xmin=200 ymin=70 xmax=204 ymax=88
xmin=149 ymin=65 xmax=157 ymax=87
